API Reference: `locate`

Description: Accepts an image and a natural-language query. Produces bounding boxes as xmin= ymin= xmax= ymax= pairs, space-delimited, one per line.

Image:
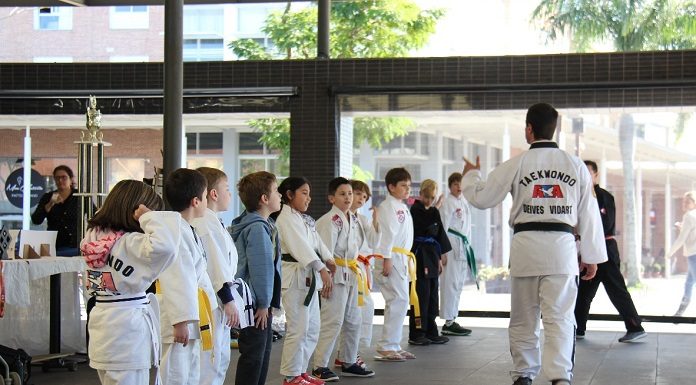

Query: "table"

xmin=0 ymin=257 xmax=86 ymax=356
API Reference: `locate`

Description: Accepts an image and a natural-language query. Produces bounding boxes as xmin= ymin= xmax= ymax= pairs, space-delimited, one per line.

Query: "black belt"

xmin=513 ymin=222 xmax=573 ymax=234
xmin=281 ymin=253 xmax=316 ymax=306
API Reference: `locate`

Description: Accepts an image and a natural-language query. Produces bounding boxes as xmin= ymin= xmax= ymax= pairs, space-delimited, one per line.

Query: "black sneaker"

xmin=551 ymin=380 xmax=570 ymax=385
xmin=312 ymin=367 xmax=339 ymax=382
xmin=342 ymin=362 xmax=375 ymax=377
xmin=441 ymin=321 xmax=472 ymax=336
xmin=427 ymin=335 xmax=449 ymax=344
xmin=618 ymin=330 xmax=647 ymax=343
xmin=512 ymin=377 xmax=532 ymax=385
xmin=575 ymin=331 xmax=585 ymax=340
xmin=408 ymin=336 xmax=431 ymax=345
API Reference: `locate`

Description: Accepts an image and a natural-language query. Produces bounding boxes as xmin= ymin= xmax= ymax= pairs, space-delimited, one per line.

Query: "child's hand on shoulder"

xmin=224 ymin=301 xmax=239 ymax=328
xmin=173 ymin=321 xmax=189 ymax=346
xmin=133 ymin=204 xmax=150 ymax=221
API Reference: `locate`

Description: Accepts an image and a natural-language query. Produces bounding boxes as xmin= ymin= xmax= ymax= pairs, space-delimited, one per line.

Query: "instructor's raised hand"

xmin=463 ymin=156 xmax=481 ymax=175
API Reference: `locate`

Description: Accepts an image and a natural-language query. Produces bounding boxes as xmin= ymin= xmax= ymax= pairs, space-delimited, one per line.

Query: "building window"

xmin=35 ymin=7 xmax=72 ymax=31
xmin=186 ymin=132 xmax=223 ymax=154
xmin=184 ymin=5 xmax=224 ymax=36
xmin=183 ymin=38 xmax=224 ymax=61
xmin=110 ymin=6 xmax=149 ymax=29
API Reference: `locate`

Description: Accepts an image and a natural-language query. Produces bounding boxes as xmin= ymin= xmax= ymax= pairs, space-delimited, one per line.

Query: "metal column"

xmin=163 ymin=0 xmax=184 ymax=178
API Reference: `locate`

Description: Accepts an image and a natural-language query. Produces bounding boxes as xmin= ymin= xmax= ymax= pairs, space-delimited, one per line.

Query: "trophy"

xmin=76 ymin=96 xmax=111 ymax=241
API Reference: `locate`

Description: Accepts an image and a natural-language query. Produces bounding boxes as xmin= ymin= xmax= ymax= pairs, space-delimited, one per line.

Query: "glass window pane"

xmin=239 ymin=133 xmax=263 ymax=154
xmin=186 ymin=133 xmax=196 ymax=151
xmin=198 ymin=133 xmax=222 ymax=151
xmin=240 ymin=159 xmax=265 ymax=176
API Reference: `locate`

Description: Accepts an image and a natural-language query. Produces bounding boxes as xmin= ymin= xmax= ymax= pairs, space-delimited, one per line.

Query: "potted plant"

xmin=479 ymin=265 xmax=511 ymax=294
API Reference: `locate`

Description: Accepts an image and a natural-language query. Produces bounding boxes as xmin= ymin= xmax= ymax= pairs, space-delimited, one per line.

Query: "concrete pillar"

xmin=635 ymin=165 xmax=643 ymax=273
xmin=221 ymin=128 xmax=238 ymax=224
xmin=317 ymin=0 xmax=330 ymax=59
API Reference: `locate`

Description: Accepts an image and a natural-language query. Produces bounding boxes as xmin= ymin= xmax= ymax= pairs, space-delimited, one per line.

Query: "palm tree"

xmin=532 ymin=0 xmax=696 ymax=285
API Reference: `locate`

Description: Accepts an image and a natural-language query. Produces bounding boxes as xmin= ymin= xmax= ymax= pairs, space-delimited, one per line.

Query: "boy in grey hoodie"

xmin=230 ymin=171 xmax=282 ymax=385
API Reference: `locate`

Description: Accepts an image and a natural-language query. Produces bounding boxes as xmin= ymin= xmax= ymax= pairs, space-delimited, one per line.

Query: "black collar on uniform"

xmin=529 ymin=141 xmax=559 ymax=149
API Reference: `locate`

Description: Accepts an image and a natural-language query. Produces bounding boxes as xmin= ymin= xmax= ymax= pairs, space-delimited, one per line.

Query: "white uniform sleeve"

xmin=462 ymin=161 xmax=516 ymax=210
xmin=667 ymin=212 xmax=696 ymax=258
xmin=193 ymin=216 xmax=237 ymax=294
xmin=316 ymin=215 xmax=337 ymax=258
xmin=576 ymin=164 xmax=609 ymax=264
xmin=278 ymin=214 xmax=326 ymax=269
xmin=375 ymin=202 xmax=396 ymax=258
xmin=359 ymin=214 xmax=381 ymax=250
xmin=159 ymin=227 xmax=199 ymax=326
xmin=117 ymin=211 xmax=183 ymax=275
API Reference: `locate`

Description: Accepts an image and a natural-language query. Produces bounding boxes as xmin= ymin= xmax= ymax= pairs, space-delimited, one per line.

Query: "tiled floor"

xmin=28 ymin=322 xmax=695 ymax=385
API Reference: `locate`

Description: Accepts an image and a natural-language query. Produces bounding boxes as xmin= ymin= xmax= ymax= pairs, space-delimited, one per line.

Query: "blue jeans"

xmin=683 ymin=254 xmax=696 ymax=302
xmin=56 ymin=247 xmax=80 ymax=257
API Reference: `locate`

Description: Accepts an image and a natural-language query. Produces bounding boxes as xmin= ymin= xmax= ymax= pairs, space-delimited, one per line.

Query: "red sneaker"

xmin=282 ymin=375 xmax=312 ymax=385
xmin=302 ymin=372 xmax=325 ymax=385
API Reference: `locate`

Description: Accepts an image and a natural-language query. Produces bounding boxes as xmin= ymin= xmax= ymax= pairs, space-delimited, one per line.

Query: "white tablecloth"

xmin=0 ymin=257 xmax=86 ymax=355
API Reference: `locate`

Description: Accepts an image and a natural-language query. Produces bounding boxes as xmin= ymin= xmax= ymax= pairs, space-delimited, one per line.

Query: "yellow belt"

xmin=334 ymin=257 xmax=366 ymax=306
xmin=391 ymin=247 xmax=420 ymax=326
xmin=155 ymin=280 xmax=215 ymax=351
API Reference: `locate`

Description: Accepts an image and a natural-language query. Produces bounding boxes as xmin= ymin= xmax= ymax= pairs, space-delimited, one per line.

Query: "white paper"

xmin=17 ymin=230 xmax=57 ymax=258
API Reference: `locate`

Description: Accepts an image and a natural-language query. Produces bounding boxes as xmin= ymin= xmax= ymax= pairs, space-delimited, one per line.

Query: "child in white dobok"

xmin=276 ymin=177 xmax=335 ymax=385
xmin=313 ymin=177 xmax=375 ymax=381
xmin=192 ymin=167 xmax=241 ymax=385
xmin=81 ymin=180 xmax=180 ymax=385
xmin=439 ymin=172 xmax=474 ymax=336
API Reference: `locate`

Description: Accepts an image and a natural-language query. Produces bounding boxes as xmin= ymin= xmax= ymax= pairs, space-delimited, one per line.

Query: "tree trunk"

xmin=619 ymin=113 xmax=641 ymax=286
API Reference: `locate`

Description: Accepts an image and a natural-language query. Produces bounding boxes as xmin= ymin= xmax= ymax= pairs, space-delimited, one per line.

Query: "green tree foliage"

xmin=532 ymin=0 xmax=696 ymax=52
xmin=229 ymin=0 xmax=444 ymax=60
xmin=232 ymin=0 xmax=443 ymax=178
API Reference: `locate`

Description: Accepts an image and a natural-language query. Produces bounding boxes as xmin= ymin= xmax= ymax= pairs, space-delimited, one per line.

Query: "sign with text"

xmin=4 ymin=168 xmax=46 ymax=208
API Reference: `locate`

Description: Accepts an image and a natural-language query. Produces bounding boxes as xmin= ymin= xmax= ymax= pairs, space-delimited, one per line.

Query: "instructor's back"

xmin=461 ymin=103 xmax=607 ymax=385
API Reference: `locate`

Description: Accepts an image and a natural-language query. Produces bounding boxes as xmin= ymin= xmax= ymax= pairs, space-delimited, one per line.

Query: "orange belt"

xmin=357 ymin=254 xmax=379 ymax=290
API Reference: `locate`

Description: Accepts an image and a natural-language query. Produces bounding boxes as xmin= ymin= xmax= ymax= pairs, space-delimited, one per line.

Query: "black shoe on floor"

xmin=408 ymin=336 xmax=431 ymax=345
xmin=441 ymin=321 xmax=472 ymax=336
xmin=575 ymin=331 xmax=585 ymax=340
xmin=618 ymin=330 xmax=647 ymax=343
xmin=342 ymin=363 xmax=375 ymax=377
xmin=427 ymin=335 xmax=449 ymax=344
xmin=312 ymin=367 xmax=339 ymax=382
xmin=551 ymin=380 xmax=570 ymax=385
xmin=512 ymin=377 xmax=532 ymax=385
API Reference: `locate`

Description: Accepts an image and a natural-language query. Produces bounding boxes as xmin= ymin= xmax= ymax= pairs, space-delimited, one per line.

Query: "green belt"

xmin=282 ymin=253 xmax=316 ymax=306
xmin=447 ymin=228 xmax=479 ymax=289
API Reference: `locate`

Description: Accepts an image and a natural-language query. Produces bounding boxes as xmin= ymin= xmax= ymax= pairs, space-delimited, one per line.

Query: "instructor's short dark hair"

xmin=584 ymin=160 xmax=598 ymax=173
xmin=526 ymin=103 xmax=558 ymax=140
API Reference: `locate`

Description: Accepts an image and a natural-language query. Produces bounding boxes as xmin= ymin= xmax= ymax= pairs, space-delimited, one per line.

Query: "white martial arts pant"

xmin=509 ymin=275 xmax=577 ymax=383
xmin=161 ymin=340 xmax=201 ymax=385
xmin=279 ymin=286 xmax=320 ymax=377
xmin=439 ymin=254 xmax=468 ymax=321
xmin=374 ymin=258 xmax=409 ymax=352
xmin=200 ymin=307 xmax=232 ymax=385
xmin=359 ymin=292 xmax=374 ymax=351
xmin=314 ymin=281 xmax=361 ymax=367
xmin=97 ymin=369 xmax=149 ymax=385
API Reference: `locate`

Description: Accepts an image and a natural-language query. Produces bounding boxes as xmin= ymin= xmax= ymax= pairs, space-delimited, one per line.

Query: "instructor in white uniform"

xmin=461 ymin=103 xmax=607 ymax=385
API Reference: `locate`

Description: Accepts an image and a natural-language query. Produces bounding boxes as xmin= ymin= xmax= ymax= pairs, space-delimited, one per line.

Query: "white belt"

xmin=95 ymin=292 xmax=162 ymax=385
